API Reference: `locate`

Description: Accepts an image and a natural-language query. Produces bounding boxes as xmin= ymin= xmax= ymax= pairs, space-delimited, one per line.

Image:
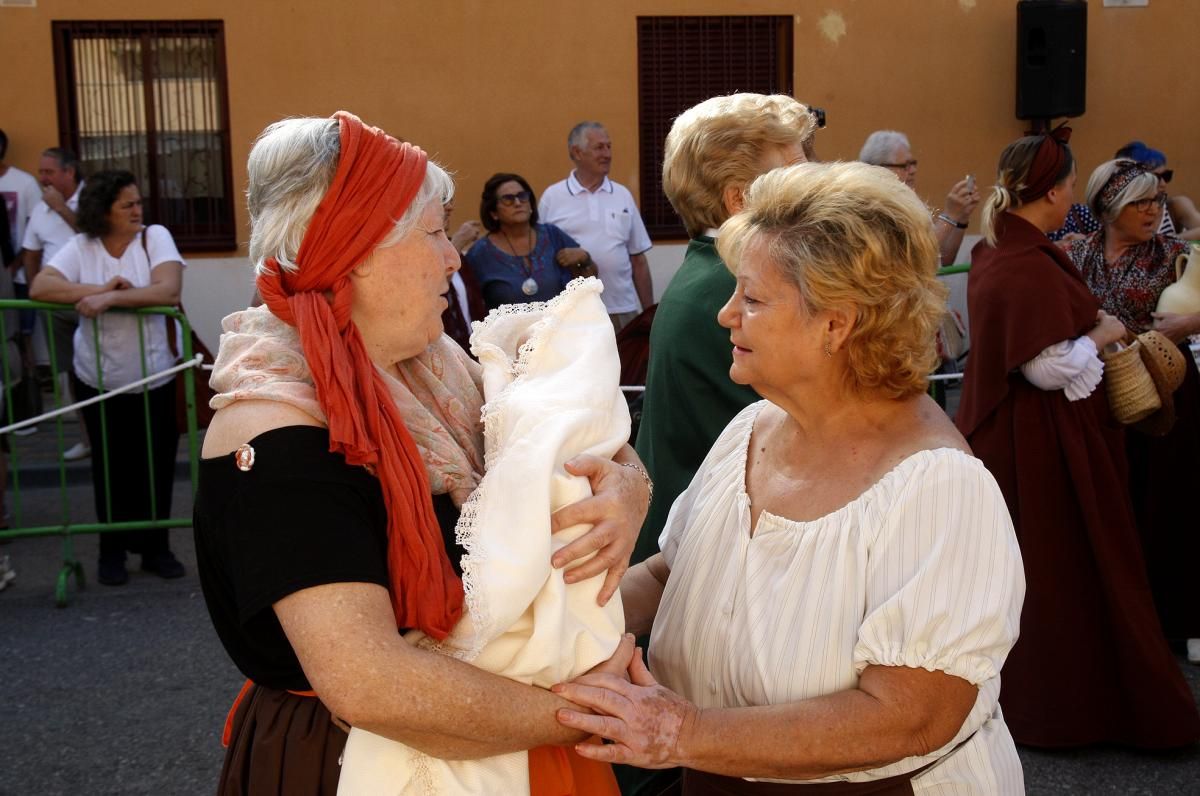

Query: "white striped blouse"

xmin=649 ymin=401 xmax=1027 ymax=794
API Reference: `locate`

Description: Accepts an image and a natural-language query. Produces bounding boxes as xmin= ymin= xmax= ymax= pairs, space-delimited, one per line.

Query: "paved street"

xmin=1 ymin=427 xmax=1199 ymax=794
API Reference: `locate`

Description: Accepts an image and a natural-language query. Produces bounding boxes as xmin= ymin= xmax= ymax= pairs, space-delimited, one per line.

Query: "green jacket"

xmin=632 ymin=237 xmax=759 ymax=564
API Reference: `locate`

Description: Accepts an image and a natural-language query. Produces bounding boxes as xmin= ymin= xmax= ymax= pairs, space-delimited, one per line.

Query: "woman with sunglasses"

xmin=1114 ymin=141 xmax=1200 ymax=240
xmin=466 ymin=173 xmax=595 ymax=311
xmin=1066 ymin=158 xmax=1200 ymax=666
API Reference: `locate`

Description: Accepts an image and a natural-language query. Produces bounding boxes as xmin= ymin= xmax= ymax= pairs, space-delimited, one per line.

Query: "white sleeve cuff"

xmin=1020 ymin=336 xmax=1104 ymax=401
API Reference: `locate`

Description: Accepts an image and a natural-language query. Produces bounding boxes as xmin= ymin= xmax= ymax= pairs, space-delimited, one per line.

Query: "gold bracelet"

xmin=619 ymin=461 xmax=654 ymax=505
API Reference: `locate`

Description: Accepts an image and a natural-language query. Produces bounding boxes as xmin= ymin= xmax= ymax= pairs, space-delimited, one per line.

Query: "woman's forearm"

xmin=106 ymin=282 xmax=180 ymax=309
xmin=29 ymin=273 xmax=104 ymax=304
xmin=278 ymin=583 xmax=589 ymax=759
xmin=349 ymin=642 xmax=591 ymax=758
xmin=622 ymin=556 xmax=668 ymax=636
xmin=678 ymin=667 xmax=975 ymax=780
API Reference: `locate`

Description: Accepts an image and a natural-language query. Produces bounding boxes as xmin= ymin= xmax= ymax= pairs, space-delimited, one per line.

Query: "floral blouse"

xmin=1066 ymin=231 xmax=1190 ymax=333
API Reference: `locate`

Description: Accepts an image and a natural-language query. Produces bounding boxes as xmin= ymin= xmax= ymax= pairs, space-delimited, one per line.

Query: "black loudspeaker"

xmin=1016 ymin=0 xmax=1087 ymax=120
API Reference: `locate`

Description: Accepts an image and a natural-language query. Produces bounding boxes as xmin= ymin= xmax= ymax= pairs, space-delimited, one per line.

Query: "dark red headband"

xmin=1019 ymin=125 xmax=1072 ymax=204
xmin=257 ymin=111 xmax=463 ymax=640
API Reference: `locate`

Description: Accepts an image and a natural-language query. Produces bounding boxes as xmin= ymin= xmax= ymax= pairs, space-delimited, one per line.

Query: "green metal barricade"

xmin=0 ymin=300 xmax=202 ymax=605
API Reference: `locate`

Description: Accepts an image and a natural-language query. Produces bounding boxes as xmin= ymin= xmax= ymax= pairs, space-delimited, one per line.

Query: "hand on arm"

xmin=556 ymin=247 xmax=597 ymax=278
xmin=30 ymin=266 xmax=131 ymax=306
xmin=555 ymin=659 xmax=977 ymax=779
xmin=550 ymin=444 xmax=652 ymax=605
xmin=275 ymin=581 xmax=596 ymax=759
xmin=97 ymin=260 xmax=182 ymax=310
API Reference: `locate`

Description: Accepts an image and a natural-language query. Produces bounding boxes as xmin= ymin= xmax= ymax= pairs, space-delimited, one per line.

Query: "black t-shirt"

xmin=194 ymin=425 xmax=464 ymax=691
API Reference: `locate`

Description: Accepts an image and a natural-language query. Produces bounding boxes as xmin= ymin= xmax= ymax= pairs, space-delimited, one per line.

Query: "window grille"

xmin=52 ymin=20 xmax=235 ymax=251
xmin=637 ymin=16 xmax=793 ymax=240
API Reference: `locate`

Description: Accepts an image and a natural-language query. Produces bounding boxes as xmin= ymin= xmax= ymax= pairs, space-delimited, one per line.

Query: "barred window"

xmin=52 ymin=20 xmax=235 ymax=251
xmin=637 ymin=16 xmax=794 ymax=240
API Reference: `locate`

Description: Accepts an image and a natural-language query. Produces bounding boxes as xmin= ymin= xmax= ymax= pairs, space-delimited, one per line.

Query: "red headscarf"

xmin=1018 ymin=125 xmax=1072 ymax=203
xmin=257 ymin=111 xmax=464 ymax=639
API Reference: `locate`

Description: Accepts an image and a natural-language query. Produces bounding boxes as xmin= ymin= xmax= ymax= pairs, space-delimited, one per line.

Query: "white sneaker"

xmin=63 ymin=441 xmax=91 ymax=461
xmin=0 ymin=555 xmax=16 ymax=591
xmin=11 ymin=425 xmax=37 ymax=437
xmin=1187 ymin=639 xmax=1200 ymax=664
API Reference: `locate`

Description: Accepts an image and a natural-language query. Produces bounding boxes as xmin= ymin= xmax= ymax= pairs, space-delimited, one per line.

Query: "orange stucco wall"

xmin=2 ymin=0 xmax=1196 ymax=255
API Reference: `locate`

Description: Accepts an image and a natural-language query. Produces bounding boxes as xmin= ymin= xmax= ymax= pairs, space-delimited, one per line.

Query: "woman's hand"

xmin=553 ymin=649 xmax=698 ymax=768
xmin=1151 ymin=311 xmax=1200 ymax=344
xmin=75 ymin=290 xmax=119 ymax=318
xmin=586 ymin=633 xmax=637 ymax=682
xmin=550 ymin=453 xmax=650 ymax=605
xmin=1087 ymin=309 xmax=1126 ymax=349
xmin=556 ymin=247 xmax=595 ymax=276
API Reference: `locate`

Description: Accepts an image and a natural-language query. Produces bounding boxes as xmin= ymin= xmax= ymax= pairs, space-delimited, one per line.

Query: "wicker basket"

xmin=1132 ymin=330 xmax=1187 ymax=436
xmin=1101 ymin=338 xmax=1161 ymax=424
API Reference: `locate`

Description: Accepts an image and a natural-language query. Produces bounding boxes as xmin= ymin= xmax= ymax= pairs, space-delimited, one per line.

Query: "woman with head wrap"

xmin=195 ymin=112 xmax=650 ymax=793
xmin=1066 ymin=158 xmax=1200 ymax=664
xmin=1113 ymin=141 xmax=1200 ymax=239
xmin=957 ymin=132 xmax=1200 ymax=748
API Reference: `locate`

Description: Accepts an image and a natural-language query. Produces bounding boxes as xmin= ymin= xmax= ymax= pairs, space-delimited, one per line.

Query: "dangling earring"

xmin=824 ymin=338 xmax=833 ymax=358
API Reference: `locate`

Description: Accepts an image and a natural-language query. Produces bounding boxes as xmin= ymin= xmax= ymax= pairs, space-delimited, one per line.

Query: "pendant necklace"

xmin=501 ymin=226 xmax=539 ymax=296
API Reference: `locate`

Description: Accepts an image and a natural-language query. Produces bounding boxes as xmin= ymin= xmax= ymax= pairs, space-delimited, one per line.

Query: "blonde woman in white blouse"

xmin=554 ymin=162 xmax=1027 ymax=794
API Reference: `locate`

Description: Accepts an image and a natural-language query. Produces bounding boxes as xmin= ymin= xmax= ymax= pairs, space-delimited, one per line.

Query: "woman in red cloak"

xmin=956 ymin=131 xmax=1200 ymax=749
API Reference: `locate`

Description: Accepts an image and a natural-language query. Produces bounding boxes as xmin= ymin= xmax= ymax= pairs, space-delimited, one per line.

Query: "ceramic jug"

xmin=1156 ymin=242 xmax=1200 ymax=315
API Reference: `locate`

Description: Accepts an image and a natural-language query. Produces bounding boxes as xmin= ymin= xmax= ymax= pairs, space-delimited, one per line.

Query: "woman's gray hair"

xmin=247 ymin=116 xmax=454 ymax=276
xmin=1084 ymin=158 xmax=1159 ymax=223
xmin=858 ymin=130 xmax=910 ymax=165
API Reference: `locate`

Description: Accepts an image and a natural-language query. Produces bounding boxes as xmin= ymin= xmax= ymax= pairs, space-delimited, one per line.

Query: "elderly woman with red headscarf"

xmin=194 ymin=112 xmax=650 ymax=794
xmin=1066 ymin=158 xmax=1200 ymax=665
xmin=957 ymin=132 xmax=1200 ymax=749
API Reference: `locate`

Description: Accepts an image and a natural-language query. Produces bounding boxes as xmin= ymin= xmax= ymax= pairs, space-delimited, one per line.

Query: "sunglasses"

xmin=808 ymin=106 xmax=826 ymax=129
xmin=881 ymin=159 xmax=918 ymax=171
xmin=497 ymin=190 xmax=532 ymax=206
xmin=1130 ymin=192 xmax=1168 ymax=213
xmin=1155 ymin=169 xmax=1174 ymax=184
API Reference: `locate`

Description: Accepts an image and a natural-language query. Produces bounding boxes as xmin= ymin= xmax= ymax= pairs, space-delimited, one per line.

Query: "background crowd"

xmin=1 ymin=92 xmax=1198 ymax=792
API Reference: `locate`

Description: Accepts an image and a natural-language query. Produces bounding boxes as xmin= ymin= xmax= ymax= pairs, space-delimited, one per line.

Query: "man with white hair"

xmin=860 ymin=129 xmax=980 ymax=265
xmin=539 ymin=122 xmax=653 ymax=332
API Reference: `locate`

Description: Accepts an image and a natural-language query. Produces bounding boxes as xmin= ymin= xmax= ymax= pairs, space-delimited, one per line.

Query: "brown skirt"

xmin=218 ymin=683 xmax=346 ymax=796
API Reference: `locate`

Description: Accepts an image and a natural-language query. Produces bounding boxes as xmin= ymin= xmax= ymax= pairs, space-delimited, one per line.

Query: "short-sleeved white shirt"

xmin=539 ymin=172 xmax=652 ymax=314
xmin=21 ymin=182 xmax=83 ymax=266
xmin=0 ymin=166 xmax=43 ymax=281
xmin=650 ymin=401 xmax=1026 ymax=793
xmin=48 ymin=225 xmax=185 ymax=390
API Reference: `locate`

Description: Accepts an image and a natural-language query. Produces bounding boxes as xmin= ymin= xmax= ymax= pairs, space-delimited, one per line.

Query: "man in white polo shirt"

xmin=539 ymin=122 xmax=652 ymax=332
xmin=21 ymin=147 xmax=88 ymax=459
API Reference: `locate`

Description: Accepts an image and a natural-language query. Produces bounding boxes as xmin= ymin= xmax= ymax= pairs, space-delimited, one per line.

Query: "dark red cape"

xmin=957 ymin=213 xmax=1199 ymax=748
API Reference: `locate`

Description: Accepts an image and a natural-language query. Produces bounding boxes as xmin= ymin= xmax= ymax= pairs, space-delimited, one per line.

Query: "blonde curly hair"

xmin=718 ymin=161 xmax=946 ymax=399
xmin=662 ymin=93 xmax=815 ymax=239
